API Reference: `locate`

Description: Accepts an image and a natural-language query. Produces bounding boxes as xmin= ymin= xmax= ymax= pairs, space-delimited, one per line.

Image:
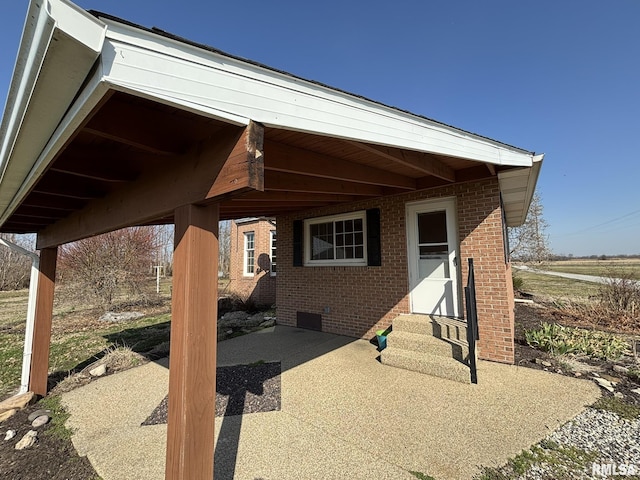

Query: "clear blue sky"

xmin=1 ymin=0 xmax=639 ymax=256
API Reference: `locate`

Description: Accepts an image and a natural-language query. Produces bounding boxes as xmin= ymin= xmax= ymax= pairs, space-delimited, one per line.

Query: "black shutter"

xmin=293 ymin=219 xmax=303 ymax=266
xmin=366 ymin=208 xmax=381 ymax=266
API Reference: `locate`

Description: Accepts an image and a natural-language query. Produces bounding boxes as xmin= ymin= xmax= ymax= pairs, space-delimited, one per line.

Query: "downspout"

xmin=0 ymin=238 xmax=39 ymax=394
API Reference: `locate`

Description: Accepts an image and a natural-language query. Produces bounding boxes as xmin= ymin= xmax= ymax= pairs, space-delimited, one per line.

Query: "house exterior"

xmin=0 ymin=1 xmax=543 ymax=478
xmin=228 ymin=217 xmax=276 ymax=306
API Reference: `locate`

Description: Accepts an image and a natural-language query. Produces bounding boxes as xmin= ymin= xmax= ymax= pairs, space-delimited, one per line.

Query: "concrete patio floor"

xmin=61 ymin=326 xmax=600 ymax=480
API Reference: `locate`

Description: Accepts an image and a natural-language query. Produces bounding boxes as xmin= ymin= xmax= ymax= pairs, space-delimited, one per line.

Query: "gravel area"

xmin=142 ymin=361 xmax=281 ymax=425
xmin=509 ymin=407 xmax=640 ymax=480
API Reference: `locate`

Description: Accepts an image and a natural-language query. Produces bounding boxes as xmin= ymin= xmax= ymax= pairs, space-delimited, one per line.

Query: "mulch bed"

xmin=142 ymin=361 xmax=282 ymax=425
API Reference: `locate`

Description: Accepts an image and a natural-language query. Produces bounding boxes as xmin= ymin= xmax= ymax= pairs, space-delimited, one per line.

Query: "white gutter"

xmin=0 ymin=239 xmax=39 ymax=394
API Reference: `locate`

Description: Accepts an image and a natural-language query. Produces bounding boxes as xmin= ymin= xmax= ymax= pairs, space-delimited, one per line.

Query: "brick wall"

xmin=228 ymin=219 xmax=276 ymax=306
xmin=276 ymin=178 xmax=516 ymax=364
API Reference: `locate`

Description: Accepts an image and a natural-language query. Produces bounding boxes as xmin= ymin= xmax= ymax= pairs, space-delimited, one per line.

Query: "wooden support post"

xmin=28 ymin=246 xmax=58 ymax=396
xmin=166 ymin=203 xmax=219 ymax=480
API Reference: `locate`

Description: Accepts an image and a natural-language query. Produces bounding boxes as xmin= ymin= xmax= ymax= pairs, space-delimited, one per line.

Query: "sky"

xmin=1 ymin=0 xmax=639 ymax=257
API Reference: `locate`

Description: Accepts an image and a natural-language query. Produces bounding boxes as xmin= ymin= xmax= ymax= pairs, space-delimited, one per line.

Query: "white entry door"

xmin=406 ymin=198 xmax=460 ymax=317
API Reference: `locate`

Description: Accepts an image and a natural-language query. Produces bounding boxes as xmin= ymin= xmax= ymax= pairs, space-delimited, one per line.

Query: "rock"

xmin=593 ymin=377 xmax=614 ymax=392
xmin=218 ymin=311 xmax=250 ymax=328
xmin=614 ymin=392 xmax=624 ymax=399
xmin=259 ymin=319 xmax=276 ymax=328
xmin=98 ymin=311 xmax=144 ymax=322
xmin=27 ymin=409 xmax=51 ymax=422
xmin=0 ymin=409 xmax=17 ymax=423
xmin=574 ymin=372 xmax=583 ymax=377
xmin=599 ymin=374 xmax=621 ymax=384
xmin=535 ymin=358 xmax=552 ymax=368
xmin=0 ymin=391 xmax=34 ymax=413
xmin=613 ymin=365 xmax=629 ymax=374
xmin=15 ymin=430 xmax=37 ymax=450
xmin=246 ymin=312 xmax=266 ymax=327
xmin=89 ymin=364 xmax=107 ymax=377
xmin=31 ymin=415 xmax=50 ymax=428
xmin=631 ymin=388 xmax=640 ymax=395
xmin=4 ymin=430 xmax=16 ymax=441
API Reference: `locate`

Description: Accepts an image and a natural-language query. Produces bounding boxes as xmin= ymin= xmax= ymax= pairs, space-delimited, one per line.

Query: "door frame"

xmin=405 ymin=196 xmax=462 ymax=317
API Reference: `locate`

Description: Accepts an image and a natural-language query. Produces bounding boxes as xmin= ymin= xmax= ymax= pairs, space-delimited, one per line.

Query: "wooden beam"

xmin=416 ymin=165 xmax=494 ymax=190
xmin=265 ymin=171 xmax=383 ymax=196
xmin=36 ymin=122 xmax=264 ymax=249
xmin=345 ymin=140 xmax=456 ymax=182
xmin=21 ymin=193 xmax=85 ymax=211
xmin=29 ymin=246 xmax=57 ymax=396
xmin=264 ymin=140 xmax=416 ymax=189
xmin=166 ymin=203 xmax=218 ymax=480
xmin=235 ymin=191 xmax=357 ymax=203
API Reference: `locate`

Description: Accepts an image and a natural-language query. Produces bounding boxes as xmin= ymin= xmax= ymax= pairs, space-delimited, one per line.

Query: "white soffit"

xmin=0 ymin=0 xmax=105 ymax=219
xmin=99 ymin=18 xmax=535 ymax=168
xmin=499 ymin=154 xmax=544 ymax=227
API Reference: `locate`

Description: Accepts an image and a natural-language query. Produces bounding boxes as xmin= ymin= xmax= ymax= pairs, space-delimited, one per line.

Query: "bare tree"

xmin=58 ymin=227 xmax=157 ymax=309
xmin=508 ymin=192 xmax=551 ymax=264
xmin=218 ymin=220 xmax=231 ymax=278
xmin=0 ymin=234 xmax=35 ymax=291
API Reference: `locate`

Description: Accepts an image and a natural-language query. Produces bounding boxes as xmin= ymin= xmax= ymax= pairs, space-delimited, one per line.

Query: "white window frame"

xmin=304 ymin=211 xmax=367 ymax=266
xmin=243 ymin=231 xmax=255 ymax=276
xmin=269 ymin=230 xmax=277 ymax=276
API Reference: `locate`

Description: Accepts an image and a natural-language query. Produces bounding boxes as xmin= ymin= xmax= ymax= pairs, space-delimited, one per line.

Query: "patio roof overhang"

xmin=0 ymin=0 xmax=543 ymax=250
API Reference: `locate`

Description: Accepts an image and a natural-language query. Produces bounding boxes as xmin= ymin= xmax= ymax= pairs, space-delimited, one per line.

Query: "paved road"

xmin=515 ymin=266 xmax=639 ymax=286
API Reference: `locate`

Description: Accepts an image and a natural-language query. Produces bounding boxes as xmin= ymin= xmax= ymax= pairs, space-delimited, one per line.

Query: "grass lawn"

xmin=541 ymin=258 xmax=640 ymax=280
xmin=513 ymin=270 xmax=600 ymax=301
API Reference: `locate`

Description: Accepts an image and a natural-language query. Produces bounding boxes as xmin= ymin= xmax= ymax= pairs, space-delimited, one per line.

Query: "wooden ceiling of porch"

xmin=1 ymin=90 xmax=494 ymax=236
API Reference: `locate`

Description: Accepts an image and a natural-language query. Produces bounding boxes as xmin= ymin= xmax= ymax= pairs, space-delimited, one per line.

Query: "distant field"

xmin=542 ymin=258 xmax=640 ymax=280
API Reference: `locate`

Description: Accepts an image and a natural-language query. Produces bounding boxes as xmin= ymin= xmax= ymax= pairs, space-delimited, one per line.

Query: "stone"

xmin=613 ymin=365 xmax=629 ymax=374
xmin=574 ymin=372 xmax=583 ymax=377
xmin=0 ymin=391 xmax=34 ymax=413
xmin=27 ymin=409 xmax=51 ymax=422
xmin=98 ymin=311 xmax=144 ymax=322
xmin=593 ymin=377 xmax=614 ymax=392
xmin=599 ymin=374 xmax=621 ymax=384
xmin=0 ymin=409 xmax=17 ymax=423
xmin=218 ymin=311 xmax=250 ymax=328
xmin=631 ymin=388 xmax=640 ymax=395
xmin=89 ymin=364 xmax=107 ymax=377
xmin=535 ymin=358 xmax=552 ymax=368
xmin=614 ymin=392 xmax=624 ymax=399
xmin=4 ymin=430 xmax=16 ymax=441
xmin=15 ymin=430 xmax=37 ymax=450
xmin=259 ymin=319 xmax=276 ymax=328
xmin=31 ymin=415 xmax=50 ymax=428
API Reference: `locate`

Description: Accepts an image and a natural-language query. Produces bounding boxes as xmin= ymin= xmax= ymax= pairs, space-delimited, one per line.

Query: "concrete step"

xmin=393 ymin=314 xmax=468 ymax=343
xmin=381 ymin=347 xmax=471 ymax=384
xmin=386 ymin=331 xmax=469 ymax=362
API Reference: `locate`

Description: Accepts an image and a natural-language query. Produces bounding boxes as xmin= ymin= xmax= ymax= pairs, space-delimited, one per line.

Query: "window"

xmin=304 ymin=212 xmax=367 ymax=266
xmin=244 ymin=232 xmax=255 ymax=276
xmin=270 ymin=230 xmax=277 ymax=276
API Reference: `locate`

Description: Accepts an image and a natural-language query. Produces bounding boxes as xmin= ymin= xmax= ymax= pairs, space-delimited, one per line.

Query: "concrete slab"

xmin=61 ymin=326 xmax=600 ymax=480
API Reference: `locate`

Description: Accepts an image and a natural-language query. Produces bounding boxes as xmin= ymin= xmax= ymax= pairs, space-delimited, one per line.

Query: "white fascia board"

xmin=499 ymin=154 xmax=544 ymax=227
xmin=0 ymin=0 xmax=105 ymax=223
xmin=100 ymin=20 xmax=534 ymax=168
xmin=0 ymin=69 xmax=111 ymax=227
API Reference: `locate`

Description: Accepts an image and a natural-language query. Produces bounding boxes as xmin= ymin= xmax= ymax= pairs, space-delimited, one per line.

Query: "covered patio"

xmin=0 ymin=1 xmax=542 ymax=478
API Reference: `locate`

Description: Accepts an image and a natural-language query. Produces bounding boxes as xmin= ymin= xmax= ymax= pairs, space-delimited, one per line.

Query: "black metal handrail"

xmin=464 ymin=258 xmax=479 ymax=384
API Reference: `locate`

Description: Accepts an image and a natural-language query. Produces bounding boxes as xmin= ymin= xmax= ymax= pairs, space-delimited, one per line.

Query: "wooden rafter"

xmin=265 ymin=171 xmax=384 ymax=196
xmin=346 ymin=140 xmax=455 ymax=182
xmin=36 ymin=122 xmax=264 ymax=249
xmin=235 ymin=191 xmax=358 ymax=204
xmin=264 ymin=140 xmax=416 ymax=189
xmin=50 ymin=151 xmax=140 ymax=183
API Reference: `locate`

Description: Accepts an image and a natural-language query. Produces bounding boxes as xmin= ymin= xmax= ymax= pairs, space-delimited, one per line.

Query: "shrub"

xmin=512 ymin=274 xmax=525 ymax=292
xmin=598 ymin=272 xmax=640 ymax=316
